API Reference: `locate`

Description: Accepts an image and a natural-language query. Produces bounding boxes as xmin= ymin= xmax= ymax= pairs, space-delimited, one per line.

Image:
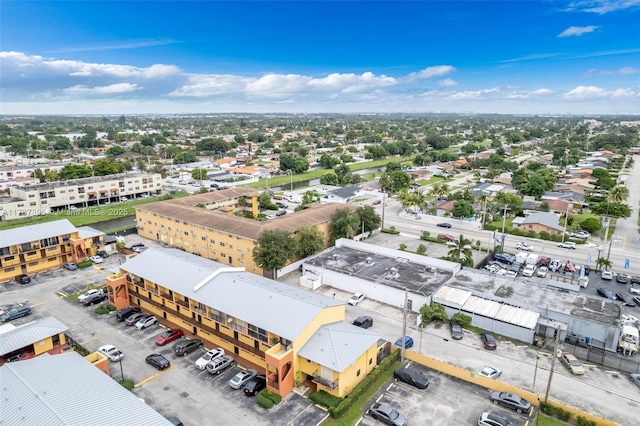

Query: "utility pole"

xmin=544 ymin=326 xmax=561 ymax=403
xmin=380 ymin=188 xmax=386 ymax=230
xmin=561 ymin=204 xmax=571 ymax=243
xmin=401 ymin=288 xmax=408 ymax=363
xmin=500 ymin=204 xmax=509 ymax=251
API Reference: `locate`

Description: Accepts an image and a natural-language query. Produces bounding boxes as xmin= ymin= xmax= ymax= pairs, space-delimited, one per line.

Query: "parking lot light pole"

xmin=531 ymin=355 xmax=540 ymax=392
xmin=118 ymin=357 xmax=124 ymax=382
xmin=286 ymin=169 xmax=293 ymax=193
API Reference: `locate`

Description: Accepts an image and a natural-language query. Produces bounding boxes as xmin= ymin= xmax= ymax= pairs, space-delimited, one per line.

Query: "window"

xmin=221 ymin=253 xmax=226 ymax=258
xmin=20 ymin=243 xmax=31 ymax=252
xmin=220 ymin=242 xmax=226 ymax=247
xmin=4 ymin=267 xmax=15 ymax=272
xmin=369 ymin=358 xmax=373 ymax=365
xmin=29 ymin=261 xmax=38 ymax=267
xmin=210 ymin=239 xmax=215 ymax=243
xmin=229 ymin=245 xmax=233 ymax=249
xmin=201 ymin=237 xmax=206 ymax=241
xmin=356 ymin=369 xmax=361 ymax=377
xmin=248 ymin=324 xmax=268 ymax=343
xmin=184 ymin=232 xmax=188 ymax=236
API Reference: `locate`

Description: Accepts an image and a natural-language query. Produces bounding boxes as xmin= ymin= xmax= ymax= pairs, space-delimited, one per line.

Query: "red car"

xmin=438 ymin=234 xmax=455 ymax=242
xmin=155 ymin=329 xmax=184 ymax=346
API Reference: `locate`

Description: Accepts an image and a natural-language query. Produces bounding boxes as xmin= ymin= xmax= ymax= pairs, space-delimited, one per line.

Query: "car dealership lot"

xmin=358 ymin=362 xmax=530 ymax=426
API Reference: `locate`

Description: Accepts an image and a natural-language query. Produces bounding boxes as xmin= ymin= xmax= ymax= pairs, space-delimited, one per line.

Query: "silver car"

xmin=229 ymin=369 xmax=257 ymax=389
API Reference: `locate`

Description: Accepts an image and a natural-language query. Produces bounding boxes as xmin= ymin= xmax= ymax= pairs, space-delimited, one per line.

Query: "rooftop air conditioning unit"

xmin=332 ymin=254 xmax=340 ymax=261
xmin=390 ymin=267 xmax=398 ymax=275
xmin=365 ymin=257 xmax=373 ymax=264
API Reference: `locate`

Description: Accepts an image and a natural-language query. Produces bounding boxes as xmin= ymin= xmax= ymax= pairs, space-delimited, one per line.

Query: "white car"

xmin=89 ymin=255 xmax=103 ymax=264
xmin=98 ymin=345 xmax=124 ymax=362
xmin=77 ymin=289 xmax=104 ymax=303
xmin=536 ymin=266 xmax=548 ymax=278
xmin=558 ymin=241 xmax=576 ymax=249
xmin=515 ymin=242 xmax=534 ymax=252
xmin=195 ymin=348 xmax=225 ymax=370
xmin=521 ymin=264 xmax=536 ymax=277
xmin=478 ymin=366 xmax=502 ymax=379
xmin=135 ymin=315 xmax=158 ymax=330
xmin=601 ymin=270 xmax=613 ymax=280
xmin=348 ymin=292 xmax=365 ymax=306
xmin=621 ymin=314 xmax=639 ymax=325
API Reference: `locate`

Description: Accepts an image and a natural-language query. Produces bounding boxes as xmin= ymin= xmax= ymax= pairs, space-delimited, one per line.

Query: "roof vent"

xmin=365 ymin=257 xmax=373 ymax=264
xmin=390 ymin=267 xmax=398 ymax=275
xmin=332 ymin=254 xmax=340 ymax=261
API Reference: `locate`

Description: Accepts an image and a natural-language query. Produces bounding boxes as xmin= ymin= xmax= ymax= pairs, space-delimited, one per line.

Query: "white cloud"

xmin=594 ymin=66 xmax=638 ymax=75
xmin=169 ymin=74 xmax=250 ymax=97
xmin=48 ymin=39 xmax=178 ymax=54
xmin=64 ymin=83 xmax=141 ymax=94
xmin=403 ymin=66 xmax=456 ymax=83
xmin=445 ymin=88 xmax=500 ymax=100
xmin=563 ymin=85 xmax=637 ymax=99
xmin=557 ymin=26 xmax=599 ymax=37
xmin=438 ymin=79 xmax=458 ymax=87
xmin=507 ymin=88 xmax=554 ymax=99
xmin=565 ymin=0 xmax=640 ymax=14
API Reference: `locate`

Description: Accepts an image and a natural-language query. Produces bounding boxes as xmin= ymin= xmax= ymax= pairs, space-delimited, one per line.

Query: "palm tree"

xmin=608 ymin=186 xmax=629 ymax=204
xmin=330 ymin=208 xmax=360 ymax=242
xmin=595 ymin=258 xmax=612 ymax=272
xmin=447 ymin=234 xmax=473 ymax=266
xmin=429 ymin=182 xmax=450 ymax=199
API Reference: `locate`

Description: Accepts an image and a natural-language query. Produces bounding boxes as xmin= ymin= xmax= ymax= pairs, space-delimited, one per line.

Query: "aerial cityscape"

xmin=0 ymin=1 xmax=639 ymax=426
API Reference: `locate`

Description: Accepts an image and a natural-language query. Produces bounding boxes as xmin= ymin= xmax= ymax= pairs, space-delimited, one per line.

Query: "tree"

xmin=447 ymin=234 xmax=474 ymax=266
xmin=279 ymin=154 xmax=296 ymax=171
xmin=579 ymin=217 xmax=602 ymax=233
xmin=252 ymin=229 xmax=297 ymax=278
xmin=388 ymin=170 xmax=411 ymax=193
xmin=590 ymin=202 xmax=631 ymax=218
xmin=106 ymin=146 xmax=126 ymax=156
xmin=320 ymin=172 xmax=339 ymax=185
xmin=608 ymin=186 xmax=629 ymax=204
xmin=319 ymin=153 xmax=337 ymax=169
xmin=58 ymin=163 xmax=92 ymax=180
xmin=258 ymin=192 xmax=274 ymax=209
xmin=93 ymin=159 xmax=124 ymax=176
xmin=429 ymin=182 xmax=450 ymax=199
xmin=197 ymin=138 xmax=229 ymax=154
xmin=356 ymin=205 xmax=381 ymax=232
xmin=330 ymin=208 xmax=360 ymax=242
xmin=295 ymin=225 xmax=325 ymax=258
xmin=451 ymin=200 xmax=474 ymax=219
xmin=595 ymin=257 xmax=612 ymax=272
xmin=191 ymin=168 xmax=208 ymax=181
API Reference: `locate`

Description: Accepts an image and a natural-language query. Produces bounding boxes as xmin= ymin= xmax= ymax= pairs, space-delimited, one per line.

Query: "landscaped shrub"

xmin=258 ymin=389 xmax=281 ymax=406
xmin=451 ymin=313 xmax=472 ymax=328
xmin=118 ymin=379 xmax=135 ymax=390
xmin=77 ymin=259 xmax=93 ymax=268
xmin=329 ymin=349 xmax=400 ymax=418
xmin=420 ymin=235 xmax=446 ymax=244
xmin=419 ymin=302 xmax=448 ymax=326
xmin=309 ymin=390 xmax=342 ymax=408
xmin=540 ymin=402 xmax=572 ymax=422
xmin=95 ymin=304 xmax=116 ymax=315
xmin=256 ymin=393 xmax=274 ymax=409
xmin=557 ymin=408 xmax=572 ymax=421
xmin=416 ymin=244 xmax=427 ymax=255
xmin=576 ymin=416 xmax=597 ymax=426
xmin=398 ymin=243 xmax=407 ymax=251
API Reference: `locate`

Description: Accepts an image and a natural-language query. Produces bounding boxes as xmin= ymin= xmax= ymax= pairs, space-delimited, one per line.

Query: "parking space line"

xmin=31 ymin=296 xmax=64 ymax=308
xmin=134 ymin=365 xmax=175 ymax=387
xmin=80 ymin=329 xmax=116 ymax=345
xmin=287 ymin=404 xmax=313 ymax=425
xmin=58 ymin=290 xmax=68 ymax=297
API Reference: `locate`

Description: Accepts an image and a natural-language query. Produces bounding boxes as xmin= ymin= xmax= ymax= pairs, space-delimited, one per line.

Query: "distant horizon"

xmin=2 ymin=1 xmax=639 ymax=115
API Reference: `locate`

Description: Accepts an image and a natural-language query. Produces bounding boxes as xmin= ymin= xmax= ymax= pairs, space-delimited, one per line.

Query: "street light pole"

xmin=286 ymin=169 xmax=293 ymax=193
xmin=381 ymin=188 xmax=386 ymax=230
xmin=500 ymin=204 xmax=509 ymax=251
xmin=544 ymin=326 xmax=561 ymax=403
xmin=531 ymin=355 xmax=540 ymax=392
xmin=401 ymin=288 xmax=408 ymax=363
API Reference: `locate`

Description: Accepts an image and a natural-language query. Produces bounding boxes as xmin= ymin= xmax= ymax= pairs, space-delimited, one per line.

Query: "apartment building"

xmin=0 ymin=163 xmax=66 ymax=181
xmin=0 ymin=219 xmax=103 ymax=282
xmin=0 ymin=316 xmax=69 ymax=365
xmin=135 ymin=188 xmax=352 ymax=276
xmin=106 ymin=248 xmax=383 ymax=398
xmin=0 ymin=173 xmax=162 ymax=220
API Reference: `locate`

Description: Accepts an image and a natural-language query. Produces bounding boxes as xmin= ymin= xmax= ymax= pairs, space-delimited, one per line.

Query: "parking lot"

xmin=0 ymin=256 xmax=329 ymax=426
xmin=358 ymin=361 xmax=532 ymax=426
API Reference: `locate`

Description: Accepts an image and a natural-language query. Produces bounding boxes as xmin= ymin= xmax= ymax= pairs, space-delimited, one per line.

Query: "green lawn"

xmin=535 ymin=414 xmax=569 ymax=426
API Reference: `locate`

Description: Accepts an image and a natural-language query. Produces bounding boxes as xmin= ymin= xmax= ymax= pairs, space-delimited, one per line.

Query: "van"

xmin=116 ymin=306 xmax=141 ymax=321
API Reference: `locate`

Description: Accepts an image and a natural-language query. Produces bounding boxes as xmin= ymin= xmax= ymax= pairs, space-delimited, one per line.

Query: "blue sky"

xmin=1 ymin=1 xmax=639 ymax=115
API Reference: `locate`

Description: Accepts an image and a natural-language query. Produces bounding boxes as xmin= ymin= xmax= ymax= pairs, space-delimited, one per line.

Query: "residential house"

xmin=321 ymin=185 xmax=361 ymax=204
xmin=435 ymin=200 xmax=455 ymax=216
xmin=512 ymin=212 xmax=565 ymax=235
xmin=214 ymin=157 xmax=237 ymax=169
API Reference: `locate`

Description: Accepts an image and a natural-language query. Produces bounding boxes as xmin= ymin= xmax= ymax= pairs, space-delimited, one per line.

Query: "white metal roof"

xmin=0 ymin=219 xmax=77 ymax=248
xmin=298 ymin=321 xmax=381 ymax=372
xmin=0 ymin=316 xmax=69 ymax=356
xmin=119 ymin=249 xmax=343 ymax=341
xmin=76 ymin=226 xmax=105 ymax=239
xmin=432 ymin=286 xmax=472 ymax=309
xmin=0 ymin=352 xmax=172 ymax=425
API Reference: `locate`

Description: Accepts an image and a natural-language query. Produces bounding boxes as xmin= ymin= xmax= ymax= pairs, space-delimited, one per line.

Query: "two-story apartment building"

xmin=0 ymin=316 xmax=69 ymax=365
xmin=135 ymin=188 xmax=354 ymax=276
xmin=0 ymin=219 xmax=103 ymax=282
xmin=0 ymin=173 xmax=162 ymax=220
xmin=0 ymin=163 xmax=66 ymax=181
xmin=106 ymin=248 xmax=383 ymax=398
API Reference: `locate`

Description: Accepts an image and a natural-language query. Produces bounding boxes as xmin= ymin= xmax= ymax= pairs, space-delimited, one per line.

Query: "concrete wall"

xmin=441 ymin=305 xmax=535 ymax=343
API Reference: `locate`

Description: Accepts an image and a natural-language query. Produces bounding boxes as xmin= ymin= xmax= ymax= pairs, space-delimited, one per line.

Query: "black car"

xmin=493 ymin=254 xmax=514 ymax=265
xmin=275 ymin=209 xmax=287 ymax=217
xmin=82 ymin=292 xmax=107 ymax=306
xmin=15 ymin=274 xmax=31 ymax=284
xmin=393 ymin=367 xmax=429 ymax=389
xmin=353 ymin=316 xmax=373 ymax=329
xmin=449 ymin=322 xmax=464 ymax=340
xmin=96 ymin=249 xmax=110 ymax=258
xmin=481 ymin=332 xmax=497 ymax=350
xmin=116 ymin=306 xmax=142 ymax=321
xmin=1 ymin=305 xmax=32 ymax=322
xmin=243 ymin=375 xmax=267 ymax=396
xmin=617 ymin=273 xmax=629 ymax=284
xmin=146 ymin=353 xmax=171 ymax=370
xmin=597 ymin=287 xmax=616 ymax=300
xmin=275 ymin=201 xmax=288 ymax=209
xmin=489 ymin=392 xmax=531 ymax=414
xmin=616 ymin=293 xmax=637 ymax=306
xmin=174 ymin=339 xmax=203 ymax=356
xmin=633 ymin=296 xmax=640 ymax=306
xmin=436 ymin=223 xmax=451 ymax=228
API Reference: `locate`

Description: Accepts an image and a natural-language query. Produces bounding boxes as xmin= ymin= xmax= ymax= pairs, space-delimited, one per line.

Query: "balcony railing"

xmin=160 ymin=293 xmax=174 ymax=302
xmin=267 ymin=379 xmax=280 ymax=390
xmin=311 ymin=371 xmax=339 ymax=390
xmin=176 ymin=299 xmax=189 ymax=308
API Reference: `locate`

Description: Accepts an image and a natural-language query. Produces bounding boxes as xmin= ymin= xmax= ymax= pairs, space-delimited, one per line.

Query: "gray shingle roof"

xmin=522 ymin=212 xmax=565 ymax=231
xmin=0 ymin=352 xmax=172 ymax=426
xmin=328 ymin=185 xmax=360 ymax=199
xmin=119 ymin=249 xmax=343 ymax=341
xmin=0 ymin=219 xmax=77 ymax=248
xmin=297 ymin=321 xmax=381 ymax=372
xmin=0 ymin=316 xmax=69 ymax=356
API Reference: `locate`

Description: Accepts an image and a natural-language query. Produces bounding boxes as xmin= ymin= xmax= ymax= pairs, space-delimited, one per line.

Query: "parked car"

xmin=156 ymin=329 xmax=184 ymax=345
xmin=537 ymin=256 xmax=551 ymax=267
xmin=195 ymin=348 xmax=225 ymax=370
xmin=89 ymin=255 xmax=103 ymax=264
xmin=558 ymin=242 xmax=576 ymax=249
xmin=489 ymin=391 xmax=531 ymax=414
xmin=174 ymin=339 xmax=203 ymax=356
xmin=275 ymin=209 xmax=287 ymax=217
xmin=78 ymin=289 xmax=105 ymax=303
xmin=515 ymin=242 xmax=533 ymax=251
xmin=436 ymin=222 xmax=451 ymax=228
xmin=509 ymin=262 xmax=523 ymax=273
xmin=630 ymin=373 xmax=640 ymax=388
xmin=536 ymin=266 xmax=548 ymax=278
xmin=449 ymin=322 xmax=464 ymax=340
xmin=136 ymin=315 xmax=158 ymax=330
xmin=96 ymin=249 xmax=110 ymax=258
xmin=478 ymin=412 xmax=514 ymax=426
xmin=0 ymin=305 xmax=31 ymax=322
xmin=126 ymin=312 xmax=149 ymax=326
xmin=394 ymin=336 xmax=414 ymax=349
xmin=372 ymin=199 xmax=382 ymax=205
xmin=15 ymin=274 xmax=31 ymax=284
xmin=521 ymin=264 xmax=536 ymax=277
xmin=493 ymin=253 xmax=515 ymax=264
xmin=206 ymin=355 xmax=235 ymax=375
xmin=98 ymin=345 xmax=124 ymax=362
xmin=63 ymin=262 xmax=78 ymax=271
xmin=481 ymin=332 xmax=497 ymax=350
xmin=563 ymin=261 xmax=575 ymax=273
xmin=560 ymin=353 xmax=585 ymax=375
xmin=229 ymin=369 xmax=257 ymax=389
xmin=549 ymin=259 xmax=562 ymax=272
xmin=617 ymin=273 xmax=630 ymax=284
xmin=601 ymin=270 xmax=613 ymax=280
xmin=243 ymin=375 xmax=267 ymax=396
xmin=616 ymin=293 xmax=637 ymax=307
xmin=82 ymin=292 xmax=107 ymax=306
xmin=633 ymin=296 xmax=640 ymax=306
xmin=348 ymin=292 xmax=365 ymax=306
xmin=438 ymin=234 xmax=456 ymax=242
xmin=478 ymin=366 xmax=502 ymax=379
xmin=116 ymin=306 xmax=141 ymax=321
xmin=368 ymin=403 xmax=408 ymax=426
xmin=579 ymin=265 xmax=590 ymax=276
xmin=146 ymin=353 xmax=171 ymax=370
xmin=597 ymin=287 xmax=616 ymax=300
xmin=630 ymin=284 xmax=640 ymax=295
xmin=275 ymin=201 xmax=288 ymax=209
xmin=393 ymin=367 xmax=429 ymax=389
xmin=353 ymin=316 xmax=373 ymax=329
